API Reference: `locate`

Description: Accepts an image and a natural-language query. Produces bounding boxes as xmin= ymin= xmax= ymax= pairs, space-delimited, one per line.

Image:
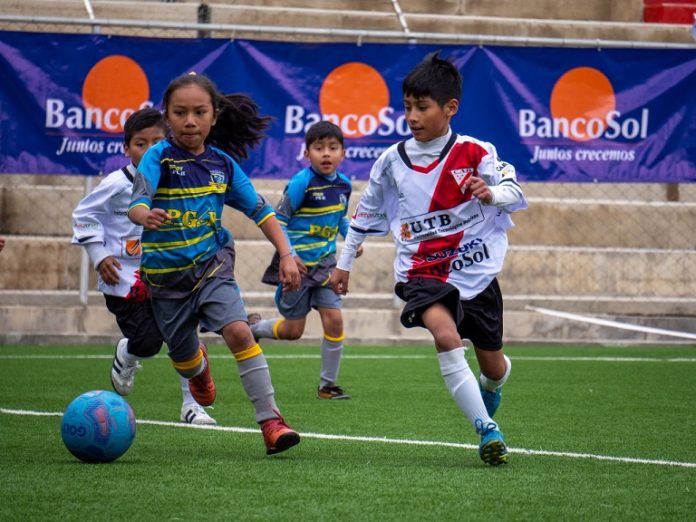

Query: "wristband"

xmin=279 ymin=252 xmax=293 ymax=259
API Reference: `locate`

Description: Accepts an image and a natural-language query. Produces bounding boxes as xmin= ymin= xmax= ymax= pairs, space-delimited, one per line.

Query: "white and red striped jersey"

xmin=337 ymin=131 xmax=527 ymax=300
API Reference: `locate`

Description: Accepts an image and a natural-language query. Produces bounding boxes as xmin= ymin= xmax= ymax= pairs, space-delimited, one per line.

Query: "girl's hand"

xmin=144 ymin=208 xmax=172 ymax=230
xmin=294 ymin=255 xmax=308 ymax=276
xmin=279 ymin=254 xmax=301 ymax=292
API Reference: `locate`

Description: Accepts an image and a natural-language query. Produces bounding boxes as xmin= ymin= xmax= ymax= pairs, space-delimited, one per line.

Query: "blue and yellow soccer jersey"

xmin=276 ymin=167 xmax=352 ymax=267
xmin=129 ymin=139 xmax=273 ymax=281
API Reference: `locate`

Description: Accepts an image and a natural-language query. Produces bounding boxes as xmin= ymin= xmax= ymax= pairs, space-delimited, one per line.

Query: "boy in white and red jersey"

xmin=72 ymin=108 xmax=216 ymax=426
xmin=330 ymin=52 xmax=527 ymax=466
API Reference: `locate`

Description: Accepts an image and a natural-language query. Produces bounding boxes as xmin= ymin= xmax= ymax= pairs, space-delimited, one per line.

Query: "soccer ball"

xmin=61 ymin=390 xmax=136 ymax=463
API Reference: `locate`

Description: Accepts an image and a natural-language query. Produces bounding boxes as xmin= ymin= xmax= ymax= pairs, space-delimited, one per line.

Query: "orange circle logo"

xmin=319 ymin=62 xmax=389 ymax=138
xmin=549 ymin=67 xmax=616 ymax=142
xmin=82 ymin=55 xmax=150 ymax=134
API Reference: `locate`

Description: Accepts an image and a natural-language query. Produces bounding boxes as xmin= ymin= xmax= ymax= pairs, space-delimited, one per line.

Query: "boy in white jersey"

xmin=71 ymin=108 xmax=216 ymax=426
xmin=330 ymin=52 xmax=527 ymax=466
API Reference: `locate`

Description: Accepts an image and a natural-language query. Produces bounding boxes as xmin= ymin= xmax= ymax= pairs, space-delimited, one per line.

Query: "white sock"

xmin=320 ymin=335 xmax=344 ymax=388
xmin=480 ymin=354 xmax=512 ymax=392
xmin=180 ymin=376 xmax=195 ymax=404
xmin=119 ymin=338 xmax=139 ymax=366
xmin=250 ymin=319 xmax=279 ymax=340
xmin=438 ymin=347 xmax=492 ymax=430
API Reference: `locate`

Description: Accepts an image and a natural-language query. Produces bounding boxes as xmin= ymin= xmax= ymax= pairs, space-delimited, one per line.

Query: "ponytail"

xmin=208 ymin=94 xmax=272 ymax=162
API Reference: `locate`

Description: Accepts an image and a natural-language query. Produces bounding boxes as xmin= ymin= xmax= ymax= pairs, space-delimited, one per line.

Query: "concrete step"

xmin=1 ymin=237 xmax=695 ymax=303
xmin=2 ymin=302 xmax=693 ymax=346
xmin=3 ymin=289 xmax=694 ymax=316
xmin=3 ymin=180 xmax=695 ymax=249
xmin=205 ymin=0 xmax=644 ymax=23
xmin=0 ymin=0 xmax=689 ymax=44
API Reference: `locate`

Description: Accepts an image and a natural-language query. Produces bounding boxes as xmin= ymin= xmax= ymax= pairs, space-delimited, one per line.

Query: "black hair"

xmin=123 ymin=107 xmax=167 ymax=145
xmin=162 ymin=73 xmax=271 ymax=161
xmin=402 ymin=52 xmax=462 ymax=106
xmin=304 ymin=120 xmax=344 ymax=148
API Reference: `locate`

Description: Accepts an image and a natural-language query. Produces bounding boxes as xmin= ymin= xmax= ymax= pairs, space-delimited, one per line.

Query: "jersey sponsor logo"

xmin=169 ymin=164 xmax=186 ymax=177
xmin=165 ymin=209 xmax=218 ymax=229
xmin=124 ymin=237 xmax=141 ymax=257
xmin=411 ymin=238 xmax=486 ymax=266
xmin=311 ymin=191 xmax=326 ymax=201
xmin=353 ymin=210 xmax=387 ymax=220
xmin=308 ymin=224 xmax=339 ymax=239
xmin=411 ymin=239 xmax=491 ymax=276
xmin=399 ymin=207 xmax=484 ymax=244
xmin=495 ymin=158 xmax=515 ymax=178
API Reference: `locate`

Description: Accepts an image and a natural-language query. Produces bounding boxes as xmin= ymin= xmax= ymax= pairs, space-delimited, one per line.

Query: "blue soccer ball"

xmin=61 ymin=390 xmax=136 ymax=463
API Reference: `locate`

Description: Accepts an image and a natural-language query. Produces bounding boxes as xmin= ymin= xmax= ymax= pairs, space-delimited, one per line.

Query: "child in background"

xmin=128 ymin=73 xmax=302 ymax=455
xmin=330 ymin=53 xmax=527 ymax=466
xmin=71 ymin=108 xmax=216 ymax=426
xmin=249 ymin=121 xmax=362 ymax=400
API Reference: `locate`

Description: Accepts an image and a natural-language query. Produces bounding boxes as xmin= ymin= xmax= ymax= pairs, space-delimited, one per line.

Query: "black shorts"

xmin=104 ymin=295 xmax=164 ymax=358
xmin=394 ymin=278 xmax=503 ymax=351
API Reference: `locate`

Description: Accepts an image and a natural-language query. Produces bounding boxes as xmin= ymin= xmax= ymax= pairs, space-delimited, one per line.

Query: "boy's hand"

xmin=97 ymin=256 xmax=122 ymax=285
xmin=330 ymin=268 xmax=351 ymax=295
xmin=355 ymin=245 xmax=364 ymax=259
xmin=279 ymin=254 xmax=301 ymax=292
xmin=294 ymin=255 xmax=308 ymax=276
xmin=465 ymin=177 xmax=493 ymax=204
xmin=143 ymin=208 xmax=172 ymax=230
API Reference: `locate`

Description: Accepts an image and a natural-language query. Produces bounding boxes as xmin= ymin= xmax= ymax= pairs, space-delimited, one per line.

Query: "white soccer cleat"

xmin=110 ymin=338 xmax=142 ymax=396
xmin=181 ymin=402 xmax=217 ymax=426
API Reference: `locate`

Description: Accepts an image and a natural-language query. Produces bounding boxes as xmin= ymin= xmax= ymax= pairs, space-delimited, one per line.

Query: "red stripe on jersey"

xmin=407 ymin=141 xmax=489 ymax=282
xmin=411 ymin=157 xmax=440 ymax=173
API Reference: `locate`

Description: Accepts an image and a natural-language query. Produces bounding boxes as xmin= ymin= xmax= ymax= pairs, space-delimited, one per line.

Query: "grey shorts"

xmin=151 ymin=277 xmax=248 ymax=362
xmin=275 ymin=284 xmax=342 ymax=320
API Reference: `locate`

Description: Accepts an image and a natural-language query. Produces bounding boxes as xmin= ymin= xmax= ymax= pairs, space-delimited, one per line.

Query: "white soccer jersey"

xmin=337 ymin=132 xmax=528 ymax=300
xmin=71 ymin=164 xmax=144 ymax=298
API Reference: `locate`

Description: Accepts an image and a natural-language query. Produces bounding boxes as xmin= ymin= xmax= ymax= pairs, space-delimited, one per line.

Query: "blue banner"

xmin=0 ymin=31 xmax=694 ymax=182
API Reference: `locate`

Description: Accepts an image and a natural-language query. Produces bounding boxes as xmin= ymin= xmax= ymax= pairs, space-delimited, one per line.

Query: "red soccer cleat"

xmin=188 ymin=343 xmax=216 ymax=407
xmin=260 ymin=413 xmax=300 ymax=455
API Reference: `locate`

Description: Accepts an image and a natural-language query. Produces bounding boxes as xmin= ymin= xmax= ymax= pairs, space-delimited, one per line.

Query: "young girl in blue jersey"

xmin=128 ymin=73 xmax=302 ymax=455
xmin=249 ymin=121 xmax=362 ymax=400
xmin=72 ymin=108 xmax=216 ymax=426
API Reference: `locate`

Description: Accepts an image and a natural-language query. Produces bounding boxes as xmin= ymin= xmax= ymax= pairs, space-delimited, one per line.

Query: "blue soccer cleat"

xmin=480 ymin=385 xmax=502 ymax=418
xmin=476 ymin=419 xmax=509 ymax=466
